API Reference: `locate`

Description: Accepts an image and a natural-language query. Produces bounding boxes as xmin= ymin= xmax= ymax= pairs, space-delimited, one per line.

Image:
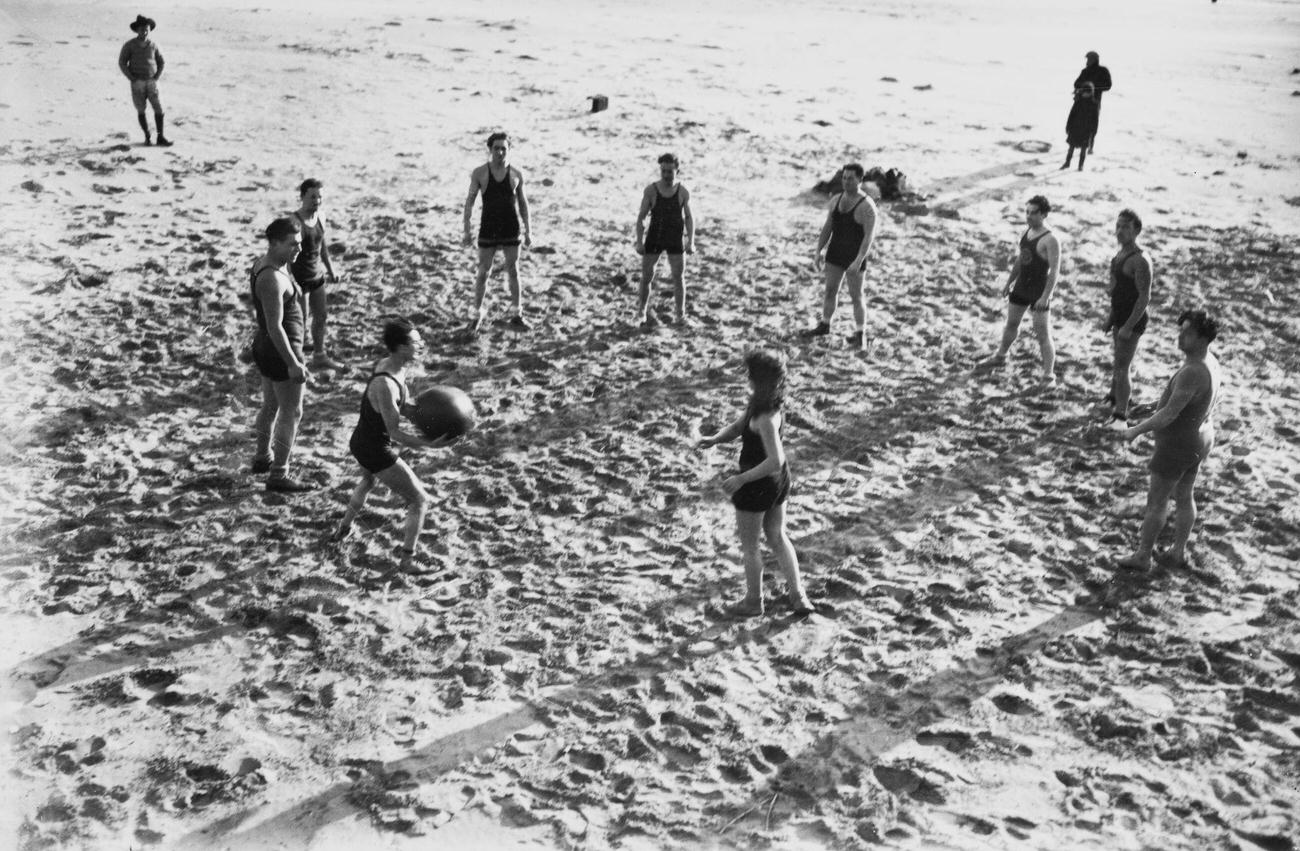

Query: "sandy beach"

xmin=1 ymin=0 xmax=1298 ymax=848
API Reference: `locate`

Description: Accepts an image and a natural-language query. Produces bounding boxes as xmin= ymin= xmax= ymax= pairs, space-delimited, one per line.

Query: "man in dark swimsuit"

xmin=805 ymin=163 xmax=878 ymax=349
xmin=977 ymin=195 xmax=1062 ymax=387
xmin=1103 ymin=208 xmax=1152 ymax=422
xmin=334 ymin=319 xmax=452 ymax=571
xmin=1073 ymin=51 xmax=1112 ymax=154
xmin=249 ymin=217 xmax=312 ymax=493
xmin=462 ymin=131 xmax=533 ymax=334
xmin=117 ymin=14 xmax=172 ymax=146
xmin=1119 ymin=310 xmax=1223 ymax=570
xmin=634 ymin=153 xmax=696 ymax=327
xmin=291 ymin=178 xmax=342 ymax=371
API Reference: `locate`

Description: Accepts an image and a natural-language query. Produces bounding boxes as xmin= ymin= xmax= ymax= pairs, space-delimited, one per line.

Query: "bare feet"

xmin=1116 ymin=552 xmax=1152 ymax=571
xmin=726 ymin=598 xmax=764 ymax=618
xmin=974 ymin=353 xmax=1006 ymax=371
xmin=789 ymin=591 xmax=815 ymax=615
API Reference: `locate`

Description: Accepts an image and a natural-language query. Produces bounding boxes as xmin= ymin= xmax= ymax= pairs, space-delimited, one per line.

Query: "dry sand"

xmin=1 ymin=0 xmax=1299 ymax=849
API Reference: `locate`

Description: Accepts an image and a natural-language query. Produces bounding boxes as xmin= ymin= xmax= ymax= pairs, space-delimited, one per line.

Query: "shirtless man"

xmin=1118 ymin=310 xmax=1223 ymax=570
xmin=117 ymin=14 xmax=172 ymax=147
xmin=805 ymin=163 xmax=878 ymax=349
xmin=634 ymin=153 xmax=696 ymax=327
xmin=462 ymin=132 xmax=532 ymax=333
xmin=1103 ymin=209 xmax=1152 ymax=422
xmin=291 ymin=178 xmax=343 ymax=370
xmin=977 ymin=195 xmax=1062 ymax=387
xmin=249 ymin=218 xmax=312 ymax=493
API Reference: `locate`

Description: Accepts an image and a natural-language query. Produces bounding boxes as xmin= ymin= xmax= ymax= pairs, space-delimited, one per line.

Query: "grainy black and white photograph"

xmin=1 ymin=0 xmax=1298 ymax=848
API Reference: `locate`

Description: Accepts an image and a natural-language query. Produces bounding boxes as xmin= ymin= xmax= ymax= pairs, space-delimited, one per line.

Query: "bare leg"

xmin=308 ymin=286 xmax=328 ymax=358
xmin=762 ymin=504 xmax=811 ymax=612
xmin=1118 ymin=471 xmax=1179 ymax=568
xmin=821 ymin=264 xmax=847 ymax=324
xmin=472 ymin=247 xmax=495 ymax=330
xmin=981 ymin=301 xmax=1029 ymax=365
xmin=636 ymin=251 xmax=658 ymax=323
xmin=1166 ymin=464 xmax=1201 ymax=565
xmin=732 ymin=510 xmax=765 ymax=615
xmin=335 ymin=470 xmax=376 ymax=540
xmin=269 ymin=378 xmax=304 ymax=478
xmin=845 ymin=265 xmax=866 ymax=331
xmin=1031 ymin=307 xmax=1056 ymax=382
xmin=502 ymin=244 xmax=524 ymax=318
xmin=375 ymin=459 xmax=430 ymax=558
xmin=1111 ymin=331 xmax=1140 ymax=418
xmin=253 ymin=375 xmax=278 ymax=463
xmin=668 ymin=253 xmax=687 ymax=321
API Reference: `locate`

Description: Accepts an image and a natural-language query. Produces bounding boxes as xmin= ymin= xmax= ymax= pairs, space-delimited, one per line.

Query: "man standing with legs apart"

xmin=250 ymin=217 xmax=312 ymax=493
xmin=118 ymin=15 xmax=172 ymax=147
xmin=463 ymin=132 xmax=532 ymax=334
xmin=291 ymin=179 xmax=343 ymax=371
xmin=634 ymin=153 xmax=696 ymax=327
xmin=977 ymin=195 xmax=1061 ymax=387
xmin=1103 ymin=208 xmax=1152 ymax=423
xmin=1118 ymin=310 xmax=1222 ymax=571
xmin=334 ymin=319 xmax=452 ymax=572
xmin=805 ymin=164 xmax=877 ymax=349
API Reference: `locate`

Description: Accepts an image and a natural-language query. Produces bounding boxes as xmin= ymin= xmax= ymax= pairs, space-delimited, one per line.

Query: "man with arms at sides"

xmin=117 ymin=14 xmax=172 ymax=147
xmin=291 ymin=178 xmax=344 ymax=371
xmin=977 ymin=195 xmax=1062 ymax=388
xmin=1103 ymin=208 xmax=1152 ymax=423
xmin=250 ymin=217 xmax=313 ymax=493
xmin=463 ymin=132 xmax=533 ymax=334
xmin=805 ymin=163 xmax=877 ymax=350
xmin=634 ymin=153 xmax=696 ymax=327
xmin=1118 ymin=310 xmax=1223 ymax=571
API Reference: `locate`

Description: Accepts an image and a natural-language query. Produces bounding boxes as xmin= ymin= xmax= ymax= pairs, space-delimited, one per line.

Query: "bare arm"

xmin=371 ymin=378 xmax=445 ymax=449
xmin=1124 ymin=369 xmax=1201 ymax=440
xmin=681 ymin=185 xmax=695 ymax=253
xmin=633 ymin=185 xmax=654 ymax=248
xmin=462 ymin=169 xmax=481 ymax=246
xmin=699 ymin=412 xmax=747 ymax=447
xmin=319 ymin=218 xmax=338 ymax=281
xmin=255 ymin=270 xmax=306 ymax=382
xmin=118 ymin=43 xmax=132 ymax=79
xmin=852 ymin=197 xmax=878 ymax=265
xmin=814 ymin=197 xmax=836 ymax=269
xmin=154 ymin=46 xmax=164 ymax=80
xmin=1119 ymin=253 xmax=1152 ymax=337
xmin=1036 ymin=233 xmax=1062 ymax=308
xmin=1002 ymin=246 xmax=1021 ymax=295
xmin=514 ymin=169 xmax=532 ymax=247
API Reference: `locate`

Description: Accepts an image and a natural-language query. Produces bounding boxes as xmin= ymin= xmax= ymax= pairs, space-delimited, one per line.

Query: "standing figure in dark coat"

xmin=1073 ymin=51 xmax=1112 ymax=153
xmin=1062 ymin=83 xmax=1100 ymax=171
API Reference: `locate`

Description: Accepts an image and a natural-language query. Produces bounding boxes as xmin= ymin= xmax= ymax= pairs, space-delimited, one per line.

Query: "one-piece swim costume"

xmin=731 ymin=411 xmax=791 ymax=513
xmin=1150 ymin=365 xmax=1216 ymax=479
xmin=1107 ymin=247 xmax=1149 ymax=336
xmin=291 ymin=213 xmax=327 ymax=292
xmin=350 ymin=371 xmax=408 ymax=474
xmin=643 ymin=185 xmax=685 ymax=255
xmin=1009 ymin=230 xmax=1050 ymax=306
xmin=478 ymin=167 xmax=521 ymax=249
xmin=249 ymin=262 xmax=304 ymax=382
xmin=825 ymin=194 xmax=867 ymax=271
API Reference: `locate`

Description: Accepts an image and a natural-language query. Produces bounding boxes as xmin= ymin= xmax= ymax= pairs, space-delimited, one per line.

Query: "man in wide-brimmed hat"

xmin=117 ymin=14 xmax=172 ymax=146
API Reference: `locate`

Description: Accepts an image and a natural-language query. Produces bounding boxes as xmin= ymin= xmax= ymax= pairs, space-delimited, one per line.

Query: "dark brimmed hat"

xmin=130 ymin=15 xmax=156 ymax=33
xmin=1085 ymin=50 xmax=1099 ymax=58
